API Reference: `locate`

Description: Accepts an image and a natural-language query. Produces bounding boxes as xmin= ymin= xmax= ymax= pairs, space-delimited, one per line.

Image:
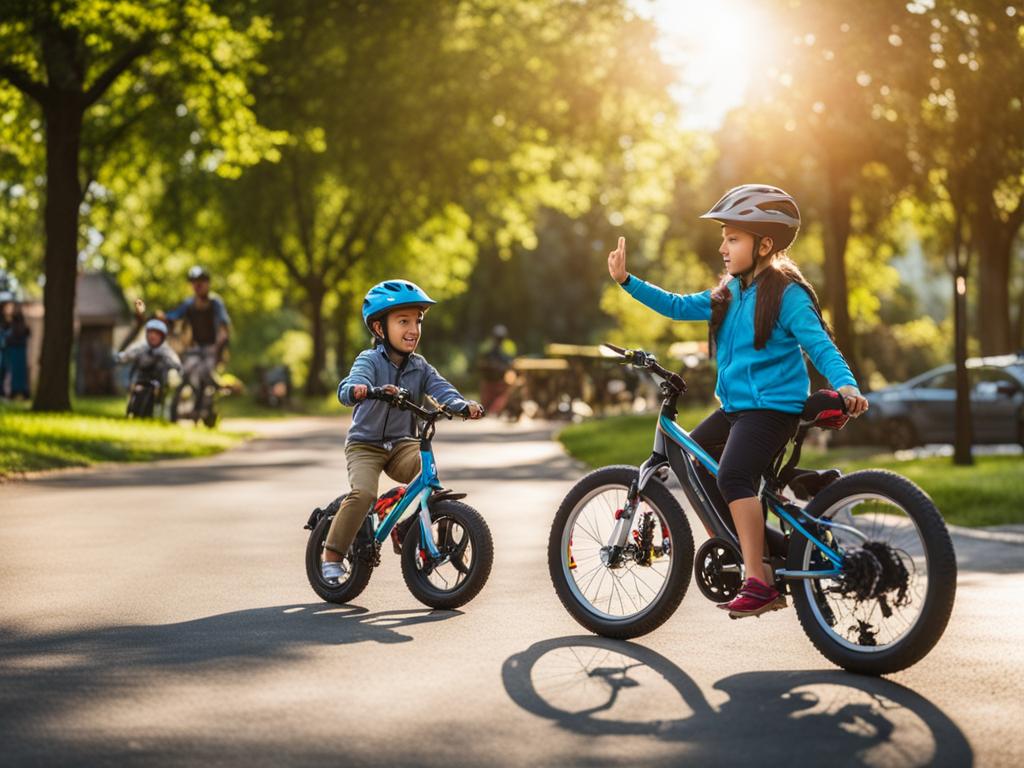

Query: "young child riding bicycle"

xmin=321 ymin=280 xmax=484 ymax=584
xmin=608 ymin=184 xmax=869 ymax=619
xmin=114 ymin=305 xmax=182 ymax=390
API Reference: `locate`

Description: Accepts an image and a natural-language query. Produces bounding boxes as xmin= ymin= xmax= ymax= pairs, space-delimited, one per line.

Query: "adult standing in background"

xmin=477 ymin=324 xmax=517 ymax=415
xmin=1 ymin=296 xmax=31 ymax=398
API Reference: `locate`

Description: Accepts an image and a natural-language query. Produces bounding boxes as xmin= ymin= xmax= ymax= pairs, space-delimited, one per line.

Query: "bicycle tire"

xmin=548 ymin=465 xmax=694 ymax=639
xmin=787 ymin=470 xmax=957 ymax=675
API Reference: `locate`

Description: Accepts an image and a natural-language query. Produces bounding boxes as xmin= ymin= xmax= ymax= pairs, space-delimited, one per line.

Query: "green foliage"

xmin=264 ymin=329 xmax=312 ymax=388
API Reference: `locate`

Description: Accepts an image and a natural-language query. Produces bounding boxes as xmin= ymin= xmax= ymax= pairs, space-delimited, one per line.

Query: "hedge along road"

xmin=0 ymin=415 xmax=1021 ymax=767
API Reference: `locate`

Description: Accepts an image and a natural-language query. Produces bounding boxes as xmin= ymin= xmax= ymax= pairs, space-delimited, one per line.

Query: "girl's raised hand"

xmin=608 ymin=236 xmax=628 ymax=283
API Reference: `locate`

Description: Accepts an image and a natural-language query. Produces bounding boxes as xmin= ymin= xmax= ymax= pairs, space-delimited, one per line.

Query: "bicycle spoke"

xmin=563 ymin=484 xmax=674 ymax=620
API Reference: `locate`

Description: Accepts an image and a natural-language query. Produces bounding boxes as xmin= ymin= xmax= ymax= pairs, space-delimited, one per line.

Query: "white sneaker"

xmin=321 ymin=560 xmax=347 ymax=584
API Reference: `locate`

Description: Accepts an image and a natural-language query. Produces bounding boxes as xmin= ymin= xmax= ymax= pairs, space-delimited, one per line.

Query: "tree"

xmin=718 ymin=1 xmax=929 ymax=378
xmin=0 ymin=0 xmax=281 ymax=410
xmin=924 ymin=1 xmax=1024 ymax=355
xmin=224 ymin=0 xmax=678 ymax=393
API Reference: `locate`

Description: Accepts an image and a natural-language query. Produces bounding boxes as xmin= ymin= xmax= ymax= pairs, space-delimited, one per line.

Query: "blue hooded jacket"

xmin=621 ymin=274 xmax=857 ymax=414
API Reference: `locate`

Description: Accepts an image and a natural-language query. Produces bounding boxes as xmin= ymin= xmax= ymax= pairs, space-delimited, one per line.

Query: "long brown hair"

xmin=708 ymin=253 xmax=833 ymax=353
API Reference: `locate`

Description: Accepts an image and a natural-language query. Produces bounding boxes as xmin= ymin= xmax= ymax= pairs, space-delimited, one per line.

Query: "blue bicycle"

xmin=305 ymin=387 xmax=493 ymax=609
xmin=548 ymin=345 xmax=957 ymax=675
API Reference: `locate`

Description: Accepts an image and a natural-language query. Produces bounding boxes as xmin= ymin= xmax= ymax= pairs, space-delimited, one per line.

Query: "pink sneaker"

xmin=720 ymin=577 xmax=787 ymax=619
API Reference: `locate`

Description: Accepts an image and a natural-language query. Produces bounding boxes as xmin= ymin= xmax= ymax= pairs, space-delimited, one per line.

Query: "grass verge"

xmin=558 ymin=411 xmax=1024 ymax=528
xmin=1 ymin=400 xmax=247 ymax=479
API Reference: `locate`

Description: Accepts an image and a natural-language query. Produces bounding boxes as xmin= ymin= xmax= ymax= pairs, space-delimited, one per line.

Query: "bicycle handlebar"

xmin=601 ymin=343 xmax=688 ymax=394
xmin=366 ymin=386 xmax=477 ymax=421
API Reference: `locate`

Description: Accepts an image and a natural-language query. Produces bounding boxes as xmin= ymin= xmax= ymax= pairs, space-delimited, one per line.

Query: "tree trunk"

xmin=973 ymin=214 xmax=1017 ymax=356
xmin=33 ymin=99 xmax=83 ymax=412
xmin=1016 ymin=277 xmax=1024 ymax=351
xmin=304 ymin=285 xmax=328 ymax=396
xmin=333 ymin=292 xmax=353 ymax=379
xmin=820 ymin=180 xmax=857 ymax=379
xmin=951 ymin=214 xmax=973 ymax=466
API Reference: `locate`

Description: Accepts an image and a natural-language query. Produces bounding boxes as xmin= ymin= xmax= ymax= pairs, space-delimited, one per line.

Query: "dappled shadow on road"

xmin=950 ymin=534 xmax=1024 ymax=575
xmin=440 ymin=455 xmax=580 ymax=483
xmin=0 ymin=603 xmax=459 ymax=754
xmin=433 ymin=427 xmax=557 ymax=444
xmin=24 ymin=458 xmax=328 ymax=489
xmin=23 ymin=426 xmax=346 ymax=489
xmin=502 ymin=636 xmax=972 ymax=767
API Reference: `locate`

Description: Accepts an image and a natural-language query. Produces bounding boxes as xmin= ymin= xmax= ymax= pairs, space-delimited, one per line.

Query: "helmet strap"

xmin=738 ymin=235 xmax=763 ymax=287
xmin=373 ymin=314 xmax=413 ymax=362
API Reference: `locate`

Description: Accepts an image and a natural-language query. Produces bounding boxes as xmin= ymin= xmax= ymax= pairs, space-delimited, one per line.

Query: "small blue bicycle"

xmin=305 ymin=387 xmax=493 ymax=609
xmin=548 ymin=345 xmax=957 ymax=675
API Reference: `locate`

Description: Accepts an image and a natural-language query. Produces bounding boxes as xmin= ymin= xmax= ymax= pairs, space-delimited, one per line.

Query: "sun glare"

xmin=637 ymin=0 xmax=762 ymax=129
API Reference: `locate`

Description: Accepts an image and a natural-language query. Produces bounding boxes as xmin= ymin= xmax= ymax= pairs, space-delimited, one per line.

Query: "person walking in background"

xmin=477 ymin=324 xmax=517 ymax=415
xmin=1 ymin=296 xmax=31 ymax=399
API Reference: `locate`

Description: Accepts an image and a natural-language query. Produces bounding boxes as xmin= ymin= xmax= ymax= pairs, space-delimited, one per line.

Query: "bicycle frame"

xmin=613 ymin=394 xmax=846 ymax=582
xmin=368 ymin=439 xmax=443 ymax=560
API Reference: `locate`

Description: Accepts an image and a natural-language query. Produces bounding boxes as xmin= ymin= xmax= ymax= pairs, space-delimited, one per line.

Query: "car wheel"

xmin=887 ymin=418 xmax=918 ymax=451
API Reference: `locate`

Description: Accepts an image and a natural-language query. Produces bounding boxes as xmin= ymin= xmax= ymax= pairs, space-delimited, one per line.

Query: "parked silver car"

xmin=861 ymin=353 xmax=1024 ymax=449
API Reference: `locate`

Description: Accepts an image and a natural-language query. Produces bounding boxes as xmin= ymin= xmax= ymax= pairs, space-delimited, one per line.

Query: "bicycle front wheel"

xmin=401 ymin=501 xmax=493 ymax=609
xmin=548 ymin=465 xmax=694 ymax=639
xmin=788 ymin=470 xmax=957 ymax=675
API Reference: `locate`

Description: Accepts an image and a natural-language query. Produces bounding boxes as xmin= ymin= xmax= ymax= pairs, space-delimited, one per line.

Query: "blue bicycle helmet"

xmin=144 ymin=318 xmax=169 ymax=340
xmin=362 ymin=280 xmax=436 ymax=337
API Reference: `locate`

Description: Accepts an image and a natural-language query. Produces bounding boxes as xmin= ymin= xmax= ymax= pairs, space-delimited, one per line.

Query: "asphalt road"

xmin=2 ymin=416 xmax=1022 ymax=767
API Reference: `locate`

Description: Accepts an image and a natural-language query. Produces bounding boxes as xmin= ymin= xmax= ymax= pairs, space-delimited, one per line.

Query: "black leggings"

xmin=689 ymin=409 xmax=799 ymax=504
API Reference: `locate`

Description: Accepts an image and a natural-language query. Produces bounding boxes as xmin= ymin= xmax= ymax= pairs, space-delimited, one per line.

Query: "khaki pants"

xmin=324 ymin=440 xmax=422 ymax=556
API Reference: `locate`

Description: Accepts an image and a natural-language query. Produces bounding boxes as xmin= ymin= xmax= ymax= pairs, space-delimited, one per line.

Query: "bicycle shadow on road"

xmin=0 ymin=604 xmax=459 ymax=738
xmin=502 ymin=636 xmax=972 ymax=767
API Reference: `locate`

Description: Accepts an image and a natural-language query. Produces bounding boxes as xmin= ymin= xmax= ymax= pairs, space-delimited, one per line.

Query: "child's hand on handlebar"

xmin=838 ymin=385 xmax=869 ymax=417
xmin=466 ymin=401 xmax=485 ymax=419
xmin=352 ymin=384 xmax=369 ymax=401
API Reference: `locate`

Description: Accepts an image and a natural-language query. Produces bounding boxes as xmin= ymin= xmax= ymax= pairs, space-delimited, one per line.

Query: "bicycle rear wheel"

xmin=305 ymin=510 xmax=375 ymax=604
xmin=787 ymin=470 xmax=957 ymax=675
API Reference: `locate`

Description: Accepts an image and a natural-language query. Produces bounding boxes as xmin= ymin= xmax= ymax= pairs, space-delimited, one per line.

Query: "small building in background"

xmin=73 ymin=272 xmax=133 ymax=395
xmin=17 ymin=271 xmax=135 ymax=396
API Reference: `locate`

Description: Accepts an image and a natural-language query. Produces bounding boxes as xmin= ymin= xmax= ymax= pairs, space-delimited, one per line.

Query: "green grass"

xmin=0 ymin=400 xmax=247 ymax=479
xmin=558 ymin=411 xmax=1024 ymax=528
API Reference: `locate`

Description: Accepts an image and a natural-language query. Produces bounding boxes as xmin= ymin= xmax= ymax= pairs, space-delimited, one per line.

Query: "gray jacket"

xmin=338 ymin=345 xmax=467 ymax=447
xmin=115 ymin=341 xmax=182 ymax=375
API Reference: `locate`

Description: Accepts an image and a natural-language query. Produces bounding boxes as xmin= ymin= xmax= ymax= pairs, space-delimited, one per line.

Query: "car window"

xmin=970 ymin=367 xmax=1014 ymax=385
xmin=916 ymin=371 xmax=955 ymax=390
xmin=970 ymin=367 xmax=1019 ymax=397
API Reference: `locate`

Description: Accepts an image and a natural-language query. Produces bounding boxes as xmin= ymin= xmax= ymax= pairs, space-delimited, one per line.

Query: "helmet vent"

xmin=383 ymin=282 xmax=402 ymax=292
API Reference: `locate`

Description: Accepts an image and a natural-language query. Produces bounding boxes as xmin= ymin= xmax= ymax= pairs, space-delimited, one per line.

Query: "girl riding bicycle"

xmin=608 ymin=184 xmax=869 ymax=619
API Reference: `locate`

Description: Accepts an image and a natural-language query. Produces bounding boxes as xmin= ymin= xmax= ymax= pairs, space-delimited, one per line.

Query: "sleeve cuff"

xmin=619 ymin=274 xmax=632 ymax=288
